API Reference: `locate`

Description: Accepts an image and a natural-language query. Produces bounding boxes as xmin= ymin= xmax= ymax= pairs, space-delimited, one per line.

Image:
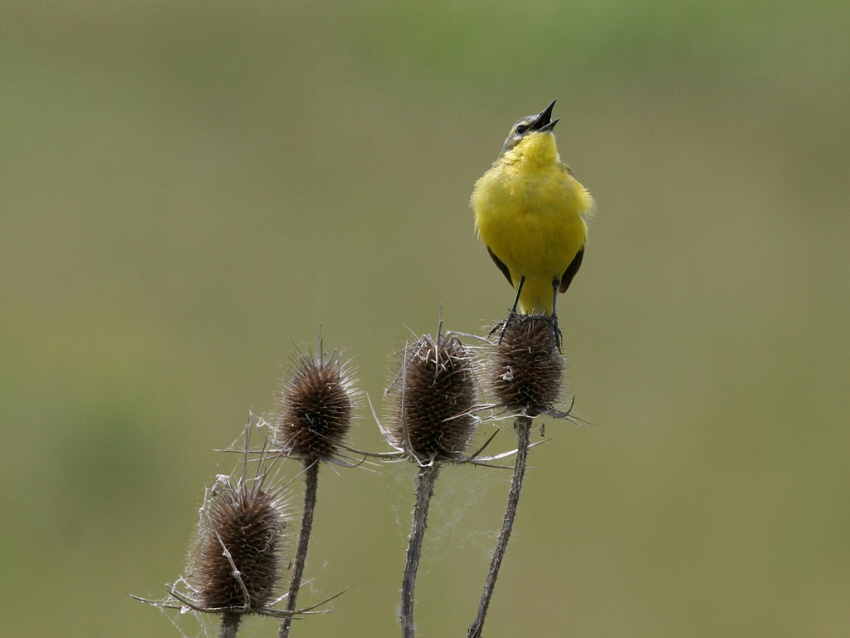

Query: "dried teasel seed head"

xmin=275 ymin=350 xmax=356 ymax=462
xmin=195 ymin=477 xmax=286 ymax=612
xmin=491 ymin=314 xmax=564 ymax=416
xmin=391 ymin=333 xmax=477 ymax=462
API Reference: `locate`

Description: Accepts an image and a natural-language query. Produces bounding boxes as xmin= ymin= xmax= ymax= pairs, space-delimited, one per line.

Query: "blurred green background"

xmin=2 ymin=1 xmax=849 ymax=636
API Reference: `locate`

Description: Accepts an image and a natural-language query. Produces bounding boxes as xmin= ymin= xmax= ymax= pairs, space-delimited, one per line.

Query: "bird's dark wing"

xmin=487 ymin=247 xmax=514 ymax=286
xmin=559 ymin=246 xmax=584 ymax=293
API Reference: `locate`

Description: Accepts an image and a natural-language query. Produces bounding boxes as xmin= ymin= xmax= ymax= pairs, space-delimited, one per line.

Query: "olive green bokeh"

xmin=2 ymin=2 xmax=849 ymax=637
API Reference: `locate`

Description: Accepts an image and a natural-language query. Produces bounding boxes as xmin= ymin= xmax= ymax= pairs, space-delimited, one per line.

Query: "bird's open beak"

xmin=531 ymin=99 xmax=558 ymax=133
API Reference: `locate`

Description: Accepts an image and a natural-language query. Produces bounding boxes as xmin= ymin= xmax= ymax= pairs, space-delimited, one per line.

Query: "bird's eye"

xmin=515 ymin=124 xmax=528 ymax=135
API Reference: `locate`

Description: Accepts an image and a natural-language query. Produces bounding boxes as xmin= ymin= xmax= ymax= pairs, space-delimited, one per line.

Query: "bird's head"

xmin=499 ymin=99 xmax=559 ymax=156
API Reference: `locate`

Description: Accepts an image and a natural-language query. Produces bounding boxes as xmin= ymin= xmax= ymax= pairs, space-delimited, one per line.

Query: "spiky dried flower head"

xmin=491 ymin=314 xmax=564 ymax=416
xmin=275 ymin=349 xmax=356 ymax=462
xmin=389 ymin=333 xmax=477 ymax=462
xmin=193 ymin=473 xmax=287 ymax=614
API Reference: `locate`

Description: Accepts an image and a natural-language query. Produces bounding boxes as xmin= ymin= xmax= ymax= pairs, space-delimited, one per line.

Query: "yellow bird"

xmin=472 ymin=99 xmax=593 ymax=326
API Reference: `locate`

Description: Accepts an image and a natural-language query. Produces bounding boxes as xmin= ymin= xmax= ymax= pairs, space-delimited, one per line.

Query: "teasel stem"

xmin=221 ymin=612 xmax=241 ymax=638
xmin=275 ymin=334 xmax=357 ymax=637
xmin=384 ymin=324 xmax=478 ymax=638
xmin=279 ymin=459 xmax=319 ymax=638
xmin=400 ymin=463 xmax=441 ymax=638
xmin=467 ymin=314 xmax=563 ymax=635
xmin=467 ymin=414 xmax=532 ymax=638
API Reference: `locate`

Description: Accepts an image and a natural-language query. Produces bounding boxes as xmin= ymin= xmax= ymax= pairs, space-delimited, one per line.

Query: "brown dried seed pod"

xmin=392 ymin=334 xmax=477 ymax=461
xmin=196 ymin=479 xmax=285 ymax=612
xmin=275 ymin=351 xmax=355 ymax=462
xmin=491 ymin=314 xmax=563 ymax=416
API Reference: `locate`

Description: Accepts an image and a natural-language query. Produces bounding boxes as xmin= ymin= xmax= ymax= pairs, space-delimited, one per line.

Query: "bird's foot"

xmin=489 ymin=311 xmax=522 ymax=345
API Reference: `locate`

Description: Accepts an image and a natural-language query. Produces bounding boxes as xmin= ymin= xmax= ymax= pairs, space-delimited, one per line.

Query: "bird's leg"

xmin=549 ymin=278 xmax=563 ymax=353
xmin=491 ymin=277 xmax=527 ymax=344
xmin=511 ymin=276 xmax=525 ymax=315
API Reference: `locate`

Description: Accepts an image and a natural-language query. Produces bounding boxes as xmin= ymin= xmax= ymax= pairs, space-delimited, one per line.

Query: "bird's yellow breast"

xmin=472 ymin=133 xmax=592 ymax=286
